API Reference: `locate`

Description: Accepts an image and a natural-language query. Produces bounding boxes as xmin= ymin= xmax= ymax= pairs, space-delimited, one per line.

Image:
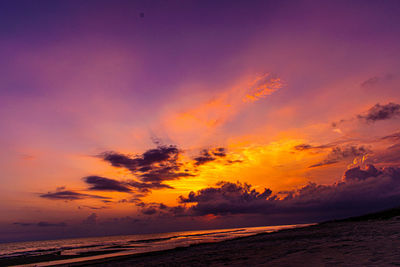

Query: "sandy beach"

xmin=53 ymin=209 xmax=400 ymax=267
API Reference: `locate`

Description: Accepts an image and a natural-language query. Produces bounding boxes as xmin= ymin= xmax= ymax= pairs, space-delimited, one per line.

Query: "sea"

xmin=0 ymin=224 xmax=309 ymax=266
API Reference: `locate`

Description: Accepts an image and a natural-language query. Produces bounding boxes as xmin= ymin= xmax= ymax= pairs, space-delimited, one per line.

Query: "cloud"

xmin=13 ymin=222 xmax=66 ymax=227
xmin=100 ymin=145 xmax=193 ymax=183
xmin=343 ymin=164 xmax=381 ymax=181
xmin=364 ymin=142 xmax=400 ymax=166
xmin=179 ymin=181 xmax=273 ymax=216
xmin=101 ymin=145 xmax=180 ymax=172
xmin=43 ymin=172 xmax=178 ymax=204
xmin=360 ymin=74 xmax=395 ymax=88
xmin=37 ymin=222 xmax=67 ymax=227
xmin=127 ymin=180 xmax=173 ymax=192
xmin=82 ymin=175 xmax=176 ymax=199
xmin=67 ymin=145 xmax=239 ymax=201
xmin=243 ymin=73 xmax=284 ymax=102
xmin=332 ymin=102 xmax=400 ymax=128
xmin=128 ymin=200 xmax=171 ymax=215
xmin=79 ymin=205 xmax=108 ymax=210
xmin=194 ymin=147 xmax=226 ymax=166
xmin=84 ymin=176 xmax=132 ymax=192
xmin=162 ymin=164 xmax=400 ymax=221
xmin=357 ymin=103 xmax=400 ymax=123
xmin=381 ymin=131 xmax=400 ymax=142
xmin=361 ymin=76 xmax=381 ymax=88
xmin=141 ymin=207 xmax=157 ymax=215
xmin=293 ymin=143 xmax=332 ymax=151
xmin=163 ymin=73 xmax=284 ymax=139
xmin=279 ymin=165 xmax=400 ymax=217
xmin=40 ymin=189 xmax=110 ymax=200
xmin=293 ymin=144 xmax=314 ymax=151
xmin=13 ymin=222 xmax=34 ymax=226
xmin=83 ymin=213 xmax=98 ymax=225
xmin=309 ymin=145 xmax=369 ymax=168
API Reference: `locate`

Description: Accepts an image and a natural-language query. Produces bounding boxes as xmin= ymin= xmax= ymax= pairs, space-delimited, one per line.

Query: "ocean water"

xmin=0 ymin=224 xmax=308 ymax=266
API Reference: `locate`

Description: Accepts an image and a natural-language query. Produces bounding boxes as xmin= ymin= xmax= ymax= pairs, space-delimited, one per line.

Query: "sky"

xmin=1 ymin=0 xmax=400 ymax=242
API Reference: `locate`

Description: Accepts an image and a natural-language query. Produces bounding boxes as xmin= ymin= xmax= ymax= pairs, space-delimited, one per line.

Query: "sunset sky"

xmin=2 ymin=0 xmax=400 ymax=242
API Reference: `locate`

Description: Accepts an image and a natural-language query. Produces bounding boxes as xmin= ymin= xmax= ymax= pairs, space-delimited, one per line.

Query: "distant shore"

xmin=5 ymin=208 xmax=400 ymax=266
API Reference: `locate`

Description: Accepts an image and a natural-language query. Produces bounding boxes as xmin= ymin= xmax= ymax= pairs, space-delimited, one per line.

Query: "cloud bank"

xmin=138 ymin=164 xmax=400 ymax=222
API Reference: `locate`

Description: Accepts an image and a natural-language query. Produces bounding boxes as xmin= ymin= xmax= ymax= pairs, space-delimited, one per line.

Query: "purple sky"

xmin=1 ymin=0 xmax=400 ymax=242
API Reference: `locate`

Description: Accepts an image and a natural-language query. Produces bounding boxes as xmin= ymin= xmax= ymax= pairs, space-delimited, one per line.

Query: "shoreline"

xmin=4 ymin=207 xmax=400 ymax=266
xmin=13 ymin=225 xmax=311 ymax=267
xmin=2 ymin=224 xmax=305 ymax=267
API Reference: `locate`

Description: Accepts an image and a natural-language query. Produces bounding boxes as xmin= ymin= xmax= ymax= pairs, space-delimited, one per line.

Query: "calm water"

xmin=0 ymin=224 xmax=308 ymax=266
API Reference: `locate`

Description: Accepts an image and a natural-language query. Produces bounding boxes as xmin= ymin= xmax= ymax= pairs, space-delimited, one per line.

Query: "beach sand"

xmin=60 ymin=212 xmax=400 ymax=266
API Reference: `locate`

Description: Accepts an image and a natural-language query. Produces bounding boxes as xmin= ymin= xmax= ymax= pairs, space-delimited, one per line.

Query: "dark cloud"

xmin=13 ymin=222 xmax=34 ymax=226
xmin=100 ymin=145 xmax=193 ymax=183
xmin=168 ymin=205 xmax=186 ymax=216
xmin=309 ymin=145 xmax=369 ymax=168
xmin=280 ymin=165 xmax=400 ymax=217
xmin=101 ymin=145 xmax=180 ymax=172
xmin=159 ymin=203 xmax=168 ymax=210
xmin=381 ymin=132 xmax=400 ymax=142
xmin=131 ymin=201 xmax=172 ymax=215
xmin=79 ymin=205 xmax=108 ymax=210
xmin=213 ymin=147 xmax=227 ymax=157
xmin=40 ymin=190 xmax=110 ymax=200
xmin=226 ymin=159 xmax=243 ymax=165
xmin=127 ymin=180 xmax=173 ymax=192
xmin=309 ymin=159 xmax=339 ymax=168
xmin=343 ymin=164 xmax=381 ymax=181
xmin=139 ymin=167 xmax=193 ymax=183
xmin=360 ymin=74 xmax=395 ymax=88
xmin=84 ymin=176 xmax=132 ymax=192
xmin=331 ymin=102 xmax=400 ymax=127
xmin=194 ymin=151 xmax=215 ymax=166
xmin=294 ymin=143 xmax=333 ymax=151
xmin=118 ymin=197 xmax=145 ymax=204
xmin=357 ymin=102 xmax=400 ymax=122
xmin=194 ymin=147 xmax=226 ymax=166
xmin=179 ymin=181 xmax=273 ymax=216
xmin=83 ymin=213 xmax=98 ymax=225
xmin=37 ymin=222 xmax=67 ymax=227
xmin=170 ymin=164 xmax=400 ymax=220
xmin=13 ymin=222 xmax=66 ymax=227
xmin=361 ymin=76 xmax=381 ymax=88
xmin=293 ymin=141 xmax=353 ymax=152
xmin=294 ymin=144 xmax=313 ymax=151
xmin=142 ymin=207 xmax=157 ymax=215
xmin=79 ymin=145 xmax=234 ymax=199
xmin=41 ymin=145 xmax=235 ymax=204
xmin=81 ymin=175 xmax=175 ymax=199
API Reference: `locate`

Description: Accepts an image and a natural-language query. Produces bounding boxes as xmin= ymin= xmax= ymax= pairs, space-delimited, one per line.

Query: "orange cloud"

xmin=161 ymin=73 xmax=285 ymax=145
xmin=243 ymin=74 xmax=284 ymax=102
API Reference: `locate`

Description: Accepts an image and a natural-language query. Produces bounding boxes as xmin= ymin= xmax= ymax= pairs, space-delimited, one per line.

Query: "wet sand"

xmin=59 ymin=210 xmax=400 ymax=266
